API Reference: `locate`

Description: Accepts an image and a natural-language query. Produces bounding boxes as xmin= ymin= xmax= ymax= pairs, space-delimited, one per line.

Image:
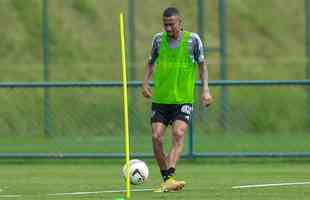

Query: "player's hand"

xmin=201 ymin=91 xmax=213 ymax=107
xmin=142 ymin=82 xmax=152 ymax=98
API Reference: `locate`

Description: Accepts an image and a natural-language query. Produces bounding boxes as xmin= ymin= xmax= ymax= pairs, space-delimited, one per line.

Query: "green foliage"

xmin=72 ymin=0 xmax=97 ymax=19
xmin=10 ymin=0 xmax=42 ymax=59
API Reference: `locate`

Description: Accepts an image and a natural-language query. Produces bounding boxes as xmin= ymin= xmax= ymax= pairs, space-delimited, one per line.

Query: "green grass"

xmin=0 ymin=159 xmax=309 ymax=200
xmin=0 ymin=132 xmax=309 ymax=154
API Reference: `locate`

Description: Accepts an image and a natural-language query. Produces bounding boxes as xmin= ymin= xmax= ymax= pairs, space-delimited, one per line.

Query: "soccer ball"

xmin=122 ymin=159 xmax=149 ymax=185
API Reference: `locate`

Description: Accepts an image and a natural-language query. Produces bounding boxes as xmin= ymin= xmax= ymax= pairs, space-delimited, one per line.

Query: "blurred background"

xmin=0 ymin=0 xmax=309 ymax=158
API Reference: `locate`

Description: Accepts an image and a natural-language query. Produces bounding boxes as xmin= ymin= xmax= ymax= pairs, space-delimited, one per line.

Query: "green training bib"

xmin=153 ymin=31 xmax=197 ymax=104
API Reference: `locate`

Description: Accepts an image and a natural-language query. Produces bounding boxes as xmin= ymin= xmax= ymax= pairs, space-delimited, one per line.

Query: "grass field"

xmin=0 ymin=132 xmax=310 ymax=154
xmin=0 ymin=2 xmax=309 ymax=199
xmin=0 ymin=159 xmax=309 ymax=200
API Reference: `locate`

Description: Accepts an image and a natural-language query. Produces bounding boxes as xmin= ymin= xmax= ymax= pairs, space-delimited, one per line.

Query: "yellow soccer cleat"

xmin=154 ymin=177 xmax=186 ymax=192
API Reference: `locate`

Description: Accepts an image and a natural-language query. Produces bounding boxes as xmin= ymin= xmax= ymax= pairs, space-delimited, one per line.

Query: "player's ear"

xmin=177 ymin=17 xmax=182 ymax=29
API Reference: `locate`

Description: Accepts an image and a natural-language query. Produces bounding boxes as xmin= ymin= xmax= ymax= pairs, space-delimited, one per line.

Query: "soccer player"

xmin=142 ymin=7 xmax=213 ymax=192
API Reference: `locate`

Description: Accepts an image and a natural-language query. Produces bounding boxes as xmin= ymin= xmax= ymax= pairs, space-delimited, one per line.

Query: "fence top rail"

xmin=1 ymin=152 xmax=310 ymax=158
xmin=0 ymin=80 xmax=310 ymax=88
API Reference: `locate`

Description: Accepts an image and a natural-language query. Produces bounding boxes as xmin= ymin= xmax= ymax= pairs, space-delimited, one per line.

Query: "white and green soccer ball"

xmin=122 ymin=159 xmax=149 ymax=185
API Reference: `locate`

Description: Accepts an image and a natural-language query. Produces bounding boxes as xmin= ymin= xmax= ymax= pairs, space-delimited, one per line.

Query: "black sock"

xmin=161 ymin=168 xmax=176 ymax=181
xmin=167 ymin=167 xmax=176 ymax=177
xmin=161 ymin=170 xmax=169 ymax=181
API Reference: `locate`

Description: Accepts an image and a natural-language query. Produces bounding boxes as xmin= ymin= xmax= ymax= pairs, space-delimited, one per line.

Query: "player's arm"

xmin=142 ymin=33 xmax=160 ymax=98
xmin=198 ymin=62 xmax=213 ymax=107
xmin=142 ymin=63 xmax=154 ymax=98
xmin=193 ymin=33 xmax=213 ymax=106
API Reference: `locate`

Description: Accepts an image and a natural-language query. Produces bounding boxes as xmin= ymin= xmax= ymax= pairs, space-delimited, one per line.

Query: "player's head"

xmin=162 ymin=7 xmax=182 ymax=38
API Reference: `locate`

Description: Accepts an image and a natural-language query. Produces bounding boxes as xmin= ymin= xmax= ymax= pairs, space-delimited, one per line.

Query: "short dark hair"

xmin=163 ymin=7 xmax=180 ymax=17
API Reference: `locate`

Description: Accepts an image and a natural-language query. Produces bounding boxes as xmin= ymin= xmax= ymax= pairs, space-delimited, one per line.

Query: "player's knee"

xmin=172 ymin=128 xmax=186 ymax=142
xmin=152 ymin=132 xmax=164 ymax=143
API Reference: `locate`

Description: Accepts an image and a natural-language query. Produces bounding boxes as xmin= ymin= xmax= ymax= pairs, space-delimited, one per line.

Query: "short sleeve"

xmin=148 ymin=33 xmax=162 ymax=65
xmin=191 ymin=33 xmax=205 ymax=64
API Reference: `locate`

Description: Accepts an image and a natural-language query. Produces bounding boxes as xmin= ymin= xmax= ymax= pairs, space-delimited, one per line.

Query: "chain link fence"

xmin=0 ymin=0 xmax=309 ymax=157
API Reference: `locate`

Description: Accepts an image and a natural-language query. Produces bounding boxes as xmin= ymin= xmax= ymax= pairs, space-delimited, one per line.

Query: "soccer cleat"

xmin=154 ymin=182 xmax=168 ymax=193
xmin=154 ymin=177 xmax=186 ymax=192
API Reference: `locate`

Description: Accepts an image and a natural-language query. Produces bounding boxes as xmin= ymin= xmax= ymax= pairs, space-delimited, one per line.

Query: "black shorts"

xmin=150 ymin=103 xmax=193 ymax=126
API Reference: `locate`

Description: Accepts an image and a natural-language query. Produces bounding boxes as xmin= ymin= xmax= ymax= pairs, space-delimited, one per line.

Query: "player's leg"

xmin=152 ymin=122 xmax=177 ymax=193
xmin=158 ymin=120 xmax=188 ymax=192
xmin=167 ymin=119 xmax=188 ymax=169
xmin=167 ymin=104 xmax=192 ymax=173
xmin=150 ymin=103 xmax=170 ymax=181
xmin=151 ymin=122 xmax=167 ymax=173
xmin=160 ymin=104 xmax=192 ymax=192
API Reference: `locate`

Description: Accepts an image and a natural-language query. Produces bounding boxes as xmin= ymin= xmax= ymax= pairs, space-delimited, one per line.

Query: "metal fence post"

xmin=219 ymin=0 xmax=229 ymax=130
xmin=305 ymin=0 xmax=310 ymax=124
xmin=43 ymin=0 xmax=51 ymax=136
xmin=190 ymin=0 xmax=206 ymax=159
xmin=128 ymin=0 xmax=136 ymax=81
xmin=128 ymin=0 xmax=139 ymax=134
xmin=197 ymin=0 xmax=205 ymax=44
xmin=197 ymin=0 xmax=209 ymax=128
xmin=188 ymin=113 xmax=194 ymax=159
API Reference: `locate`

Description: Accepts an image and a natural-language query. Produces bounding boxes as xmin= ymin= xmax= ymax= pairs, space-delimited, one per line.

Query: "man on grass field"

xmin=142 ymin=7 xmax=213 ymax=192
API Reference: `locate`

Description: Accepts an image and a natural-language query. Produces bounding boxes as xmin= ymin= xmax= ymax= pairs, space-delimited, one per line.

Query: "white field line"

xmin=232 ymin=181 xmax=310 ymax=189
xmin=47 ymin=188 xmax=154 ymax=196
xmin=0 ymin=188 xmax=153 ymax=198
xmin=0 ymin=195 xmax=22 ymax=198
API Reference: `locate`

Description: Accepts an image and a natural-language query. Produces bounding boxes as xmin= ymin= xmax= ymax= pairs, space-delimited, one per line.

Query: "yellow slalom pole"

xmin=119 ymin=13 xmax=131 ymax=199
